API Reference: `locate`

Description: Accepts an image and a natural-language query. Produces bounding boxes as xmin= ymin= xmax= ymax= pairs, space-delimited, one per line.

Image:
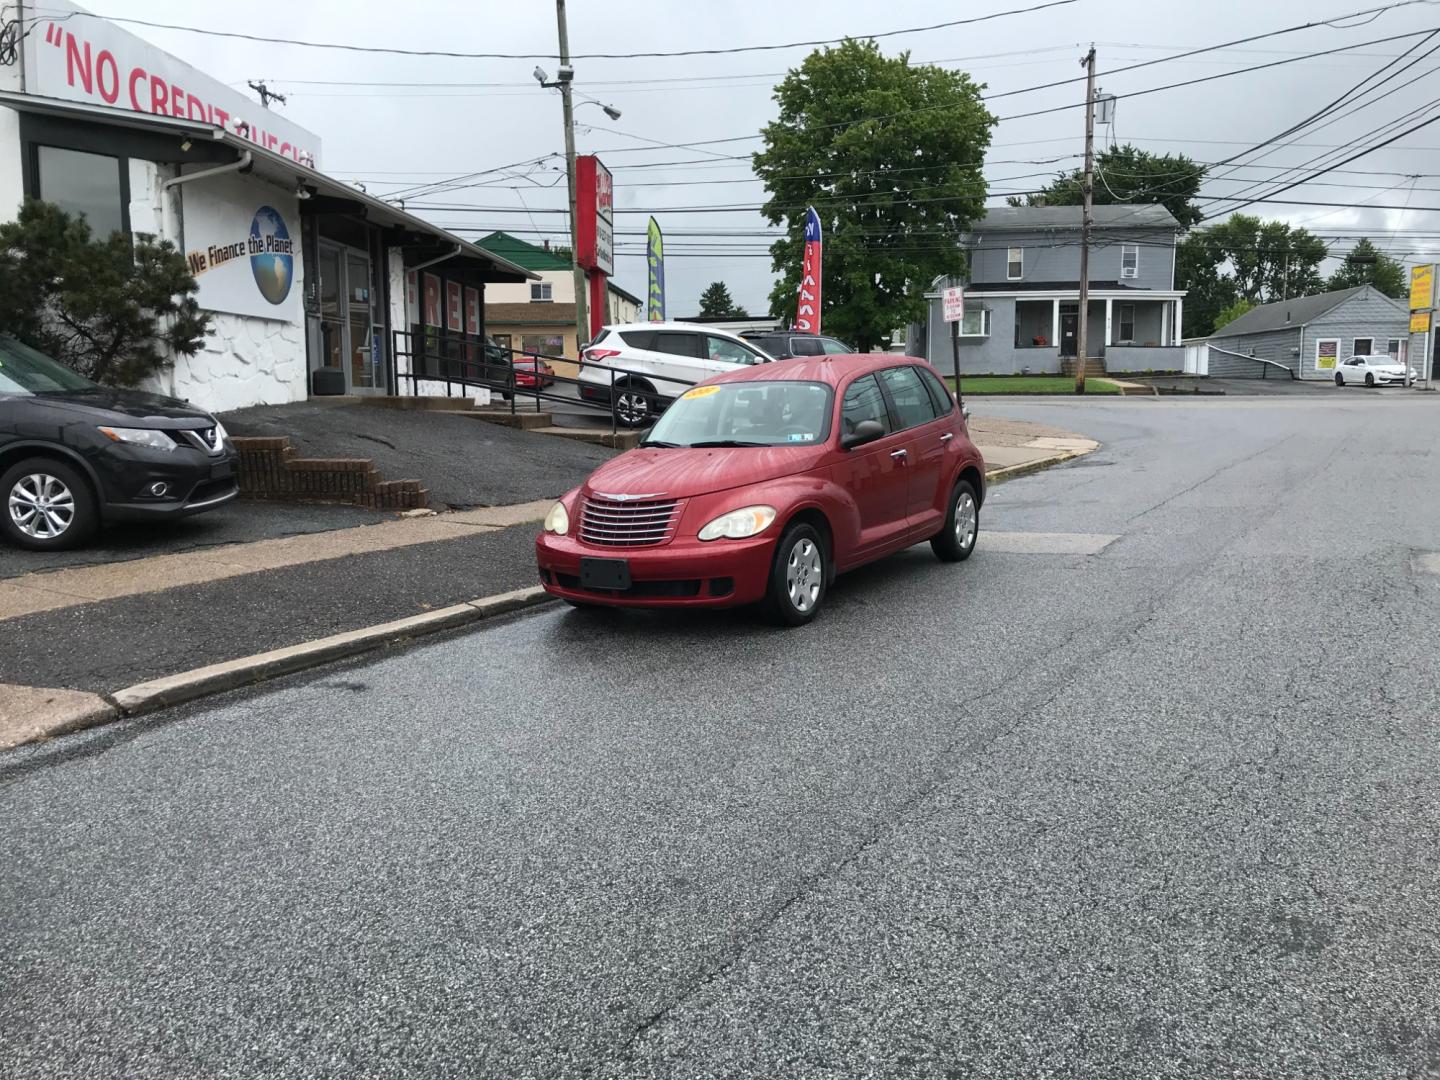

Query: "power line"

xmin=43 ymin=0 xmax=1076 ymax=60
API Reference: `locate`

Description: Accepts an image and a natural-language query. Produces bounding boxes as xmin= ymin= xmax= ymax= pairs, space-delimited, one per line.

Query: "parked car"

xmin=577 ymin=322 xmax=774 ymax=428
xmin=512 ymin=354 xmax=556 ymax=389
xmin=537 ymin=353 xmax=985 ymax=625
xmin=740 ymin=330 xmax=855 ymax=359
xmin=0 ymin=334 xmax=238 ymax=551
xmin=1334 ymin=354 xmax=1415 ymax=387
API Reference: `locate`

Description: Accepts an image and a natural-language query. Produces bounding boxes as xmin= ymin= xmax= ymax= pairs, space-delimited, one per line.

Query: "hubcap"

xmin=8 ymin=472 xmax=76 ymax=539
xmin=616 ymin=391 xmax=648 ymax=425
xmin=954 ymin=491 xmax=977 ymax=550
xmin=785 ymin=537 xmax=823 ymax=613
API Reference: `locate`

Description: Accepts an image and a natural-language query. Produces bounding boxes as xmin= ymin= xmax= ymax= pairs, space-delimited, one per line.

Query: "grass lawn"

xmin=945 ymin=375 xmax=1122 ymax=395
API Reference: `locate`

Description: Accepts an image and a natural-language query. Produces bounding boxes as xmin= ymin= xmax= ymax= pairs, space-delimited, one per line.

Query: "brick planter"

xmin=231 ymin=436 xmax=428 ymax=510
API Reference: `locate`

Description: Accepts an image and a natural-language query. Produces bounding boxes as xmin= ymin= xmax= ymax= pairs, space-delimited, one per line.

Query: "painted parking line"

xmin=983 ymin=532 xmax=1119 ymax=555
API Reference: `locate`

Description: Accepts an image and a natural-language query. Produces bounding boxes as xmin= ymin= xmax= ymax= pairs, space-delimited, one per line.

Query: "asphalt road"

xmin=3 ymin=395 xmax=1439 ymax=1079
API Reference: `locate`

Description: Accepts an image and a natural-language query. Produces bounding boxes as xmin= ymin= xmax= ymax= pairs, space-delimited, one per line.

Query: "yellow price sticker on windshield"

xmin=681 ymin=385 xmax=721 ymax=399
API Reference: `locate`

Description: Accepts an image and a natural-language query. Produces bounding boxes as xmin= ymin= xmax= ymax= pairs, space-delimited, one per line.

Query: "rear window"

xmin=821 ymin=337 xmax=852 ymax=354
xmin=619 ymin=330 xmax=655 ymax=350
xmin=790 ymin=337 xmax=823 ymax=357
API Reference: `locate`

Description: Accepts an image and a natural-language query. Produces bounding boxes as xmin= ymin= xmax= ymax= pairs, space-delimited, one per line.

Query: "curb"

xmin=984 ymin=449 xmax=1090 ymax=485
xmin=109 ymin=586 xmax=552 ymax=717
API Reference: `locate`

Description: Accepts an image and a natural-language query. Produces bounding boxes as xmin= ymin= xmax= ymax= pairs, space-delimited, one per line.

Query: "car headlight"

xmin=699 ymin=505 xmax=777 ymax=541
xmin=97 ymin=426 xmax=175 ymax=451
xmin=543 ymin=500 xmax=570 ymax=535
xmin=213 ymin=420 xmax=229 ymax=444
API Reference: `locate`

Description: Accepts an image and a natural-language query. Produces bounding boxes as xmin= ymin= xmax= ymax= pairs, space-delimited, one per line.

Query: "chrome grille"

xmin=580 ymin=496 xmax=679 ymax=547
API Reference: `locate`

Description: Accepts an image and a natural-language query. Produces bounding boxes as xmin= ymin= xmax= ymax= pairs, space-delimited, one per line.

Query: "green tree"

xmin=1326 ymin=237 xmax=1406 ymax=298
xmin=0 ymin=201 xmax=209 ymax=386
xmin=1213 ymin=297 xmax=1257 ymax=331
xmin=1176 ymin=214 xmax=1328 ymax=336
xmin=1175 ymin=233 xmax=1236 ymax=338
xmin=697 ymin=281 xmax=748 ymax=319
xmin=753 ymin=39 xmax=995 ymax=350
xmin=1029 ymin=144 xmax=1207 ymax=228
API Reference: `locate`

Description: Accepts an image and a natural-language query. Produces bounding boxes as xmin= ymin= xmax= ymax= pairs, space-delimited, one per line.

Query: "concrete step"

xmin=358 ymin=396 xmax=476 ymax=411
xmin=441 ymin=410 xmax=555 ymax=430
xmin=534 ymin=426 xmax=641 ymax=450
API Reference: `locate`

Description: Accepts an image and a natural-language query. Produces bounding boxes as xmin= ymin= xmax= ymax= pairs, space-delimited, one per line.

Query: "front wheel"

xmin=931 ymin=479 xmax=979 ymax=562
xmin=612 ymin=382 xmax=655 ymax=429
xmin=762 ymin=523 xmax=829 ymax=626
xmin=1365 ymin=372 xmax=1376 ymax=387
xmin=2 ymin=457 xmax=99 ymax=551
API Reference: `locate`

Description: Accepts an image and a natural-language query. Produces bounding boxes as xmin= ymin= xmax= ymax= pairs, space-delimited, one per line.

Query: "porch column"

xmin=1174 ymin=298 xmax=1184 ymax=344
xmin=1104 ymin=297 xmax=1113 ymax=349
xmin=1051 ymin=298 xmax=1060 ymax=345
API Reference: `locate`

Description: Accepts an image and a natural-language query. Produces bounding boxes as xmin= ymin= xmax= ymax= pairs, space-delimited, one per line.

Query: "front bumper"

xmin=94 ymin=443 xmax=240 ymax=522
xmin=536 ymin=530 xmax=776 ymax=608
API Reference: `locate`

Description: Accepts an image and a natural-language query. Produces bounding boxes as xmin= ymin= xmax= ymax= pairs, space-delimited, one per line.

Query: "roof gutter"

xmin=161 ymin=150 xmax=253 ymax=192
xmin=408 ymin=244 xmax=463 ymax=273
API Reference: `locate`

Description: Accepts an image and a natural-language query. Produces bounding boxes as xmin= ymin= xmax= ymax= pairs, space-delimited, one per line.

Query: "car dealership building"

xmin=0 ymin=0 xmax=533 ymax=412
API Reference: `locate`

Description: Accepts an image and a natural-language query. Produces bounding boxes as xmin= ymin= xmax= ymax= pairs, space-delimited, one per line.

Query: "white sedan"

xmin=1334 ymin=355 xmax=1415 ymax=387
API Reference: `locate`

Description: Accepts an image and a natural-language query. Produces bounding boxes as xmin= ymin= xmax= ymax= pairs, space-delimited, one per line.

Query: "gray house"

xmin=922 ymin=204 xmax=1187 ymax=375
xmin=1205 ymin=285 xmax=1409 ymax=380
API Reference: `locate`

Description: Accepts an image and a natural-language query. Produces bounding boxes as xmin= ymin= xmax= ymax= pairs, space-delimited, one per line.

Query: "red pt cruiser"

xmin=535 ymin=354 xmax=985 ymax=625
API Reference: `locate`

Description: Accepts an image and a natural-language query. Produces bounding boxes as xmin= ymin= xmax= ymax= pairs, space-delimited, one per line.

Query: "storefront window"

xmin=36 ymin=146 xmax=126 ymax=239
xmin=522 ymin=334 xmax=564 ymax=357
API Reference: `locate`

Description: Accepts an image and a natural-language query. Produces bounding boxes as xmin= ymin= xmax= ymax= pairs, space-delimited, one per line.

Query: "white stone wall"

xmin=149 ymin=313 xmax=306 ymax=410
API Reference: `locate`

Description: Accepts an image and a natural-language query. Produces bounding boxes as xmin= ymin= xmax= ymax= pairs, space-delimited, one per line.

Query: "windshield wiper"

xmin=687 ymin=439 xmax=767 ymax=448
xmin=638 ymin=439 xmax=681 ymax=448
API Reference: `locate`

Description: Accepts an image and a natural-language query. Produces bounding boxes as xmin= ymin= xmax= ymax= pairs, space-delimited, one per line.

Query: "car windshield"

xmin=0 ymin=335 xmax=99 ymax=395
xmin=643 ymin=380 xmax=833 ymax=448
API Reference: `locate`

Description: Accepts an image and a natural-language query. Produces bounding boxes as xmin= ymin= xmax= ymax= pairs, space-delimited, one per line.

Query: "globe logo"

xmin=249 ymin=207 xmax=294 ymax=305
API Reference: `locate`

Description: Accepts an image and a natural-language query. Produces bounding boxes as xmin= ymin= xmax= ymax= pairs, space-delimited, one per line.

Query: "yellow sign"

xmin=1410 ymin=264 xmax=1435 ymax=311
xmin=1412 ymin=311 xmax=1432 ymax=333
xmin=681 ymin=385 xmax=721 ymax=399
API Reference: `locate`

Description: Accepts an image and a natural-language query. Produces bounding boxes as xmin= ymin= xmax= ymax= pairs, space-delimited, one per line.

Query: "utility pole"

xmin=1074 ymin=46 xmax=1096 ymax=394
xmin=554 ymin=0 xmax=589 ymax=355
xmin=247 ymin=81 xmax=287 ymax=110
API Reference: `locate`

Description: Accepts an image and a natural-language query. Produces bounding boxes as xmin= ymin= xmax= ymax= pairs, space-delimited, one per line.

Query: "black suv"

xmin=0 ymin=335 xmax=238 ymax=551
xmin=740 ymin=330 xmax=854 ymax=360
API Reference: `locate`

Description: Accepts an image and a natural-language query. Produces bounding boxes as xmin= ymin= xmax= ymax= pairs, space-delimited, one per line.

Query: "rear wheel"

xmin=2 ymin=457 xmax=98 ymax=551
xmin=931 ymin=479 xmax=979 ymax=562
xmin=613 ymin=380 xmax=656 ymax=429
xmin=762 ymin=523 xmax=828 ymax=626
xmin=1335 ymin=373 xmax=1344 ymax=386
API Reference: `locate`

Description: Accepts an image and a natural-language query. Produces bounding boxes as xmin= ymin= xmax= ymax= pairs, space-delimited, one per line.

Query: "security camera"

xmin=533 ymin=66 xmax=549 ymax=85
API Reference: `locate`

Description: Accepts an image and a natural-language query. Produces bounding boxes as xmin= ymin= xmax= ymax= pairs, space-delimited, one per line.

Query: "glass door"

xmin=316 ymin=241 xmax=383 ymax=394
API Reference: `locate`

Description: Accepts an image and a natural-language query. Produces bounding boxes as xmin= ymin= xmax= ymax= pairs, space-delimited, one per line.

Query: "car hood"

xmin=28 ymin=387 xmax=216 ymax=426
xmin=583 ymin=444 xmax=825 ymax=500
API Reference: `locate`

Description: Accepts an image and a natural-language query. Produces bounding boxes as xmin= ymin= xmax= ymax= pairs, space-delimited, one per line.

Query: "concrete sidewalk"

xmin=0 ymin=415 xmax=1095 ymax=751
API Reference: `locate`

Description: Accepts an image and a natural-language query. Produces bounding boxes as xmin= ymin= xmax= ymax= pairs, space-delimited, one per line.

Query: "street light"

xmin=576 ymin=99 xmax=622 ymax=122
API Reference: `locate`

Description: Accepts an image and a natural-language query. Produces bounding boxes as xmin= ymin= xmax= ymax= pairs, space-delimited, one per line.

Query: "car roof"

xmin=707 ymin=353 xmax=933 ymax=388
xmin=603 ymin=321 xmax=746 ymax=337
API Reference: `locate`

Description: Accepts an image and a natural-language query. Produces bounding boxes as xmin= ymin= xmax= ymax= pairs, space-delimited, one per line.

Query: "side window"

xmin=619 ymin=330 xmax=655 ymax=350
xmin=706 ymin=335 xmax=761 ymax=365
xmin=840 ymin=374 xmax=892 ymax=437
xmin=790 ymin=337 xmax=823 ymax=356
xmin=821 ymin=337 xmax=851 ymax=354
xmin=917 ymin=367 xmax=955 ymax=415
xmin=653 ymin=332 xmax=700 ymax=357
xmin=1353 ymin=338 xmax=1373 ymax=356
xmin=878 ymin=366 xmax=938 ymax=430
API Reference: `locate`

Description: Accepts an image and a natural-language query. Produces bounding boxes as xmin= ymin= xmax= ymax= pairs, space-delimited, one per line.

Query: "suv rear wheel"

xmin=613 ymin=380 xmax=657 ymax=428
xmin=2 ymin=457 xmax=99 ymax=551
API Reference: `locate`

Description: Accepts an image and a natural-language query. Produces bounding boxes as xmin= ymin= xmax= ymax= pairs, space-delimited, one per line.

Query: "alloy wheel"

xmin=954 ymin=490 xmax=977 ymax=551
xmin=616 ymin=391 xmax=649 ymax=426
xmin=785 ymin=537 xmax=823 ymax=613
xmin=9 ymin=472 xmax=76 ymax=540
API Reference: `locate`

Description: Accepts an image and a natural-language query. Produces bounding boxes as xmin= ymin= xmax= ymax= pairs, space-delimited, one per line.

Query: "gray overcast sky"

xmin=85 ymin=0 xmax=1440 ymax=314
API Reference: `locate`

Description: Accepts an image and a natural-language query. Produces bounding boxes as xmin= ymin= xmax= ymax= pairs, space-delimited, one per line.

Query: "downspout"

xmin=161 ymin=150 xmax=253 ymax=192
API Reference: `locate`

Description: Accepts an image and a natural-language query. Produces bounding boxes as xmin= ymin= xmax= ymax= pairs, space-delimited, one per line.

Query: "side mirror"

xmin=840 ymin=419 xmax=887 ymax=450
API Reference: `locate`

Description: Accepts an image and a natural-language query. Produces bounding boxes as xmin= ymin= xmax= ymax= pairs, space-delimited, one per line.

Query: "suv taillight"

xmin=585 ymin=348 xmax=621 ymax=362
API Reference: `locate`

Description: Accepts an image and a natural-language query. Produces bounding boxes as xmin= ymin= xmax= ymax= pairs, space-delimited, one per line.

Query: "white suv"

xmin=577 ymin=323 xmax=773 ymax=427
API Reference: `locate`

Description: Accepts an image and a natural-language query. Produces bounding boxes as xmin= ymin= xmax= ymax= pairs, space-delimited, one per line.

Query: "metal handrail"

xmin=390 ymin=330 xmax=698 ymax=434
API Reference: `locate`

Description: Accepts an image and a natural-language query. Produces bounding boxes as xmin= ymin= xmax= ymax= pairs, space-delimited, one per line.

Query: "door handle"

xmin=890 ymin=449 xmax=908 ymax=459
xmin=939 ymin=433 xmax=954 ymax=442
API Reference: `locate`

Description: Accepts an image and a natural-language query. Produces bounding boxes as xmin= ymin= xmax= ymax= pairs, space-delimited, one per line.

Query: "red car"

xmin=535 ymin=354 xmax=985 ymax=625
xmin=512 ymin=355 xmax=555 ymax=389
